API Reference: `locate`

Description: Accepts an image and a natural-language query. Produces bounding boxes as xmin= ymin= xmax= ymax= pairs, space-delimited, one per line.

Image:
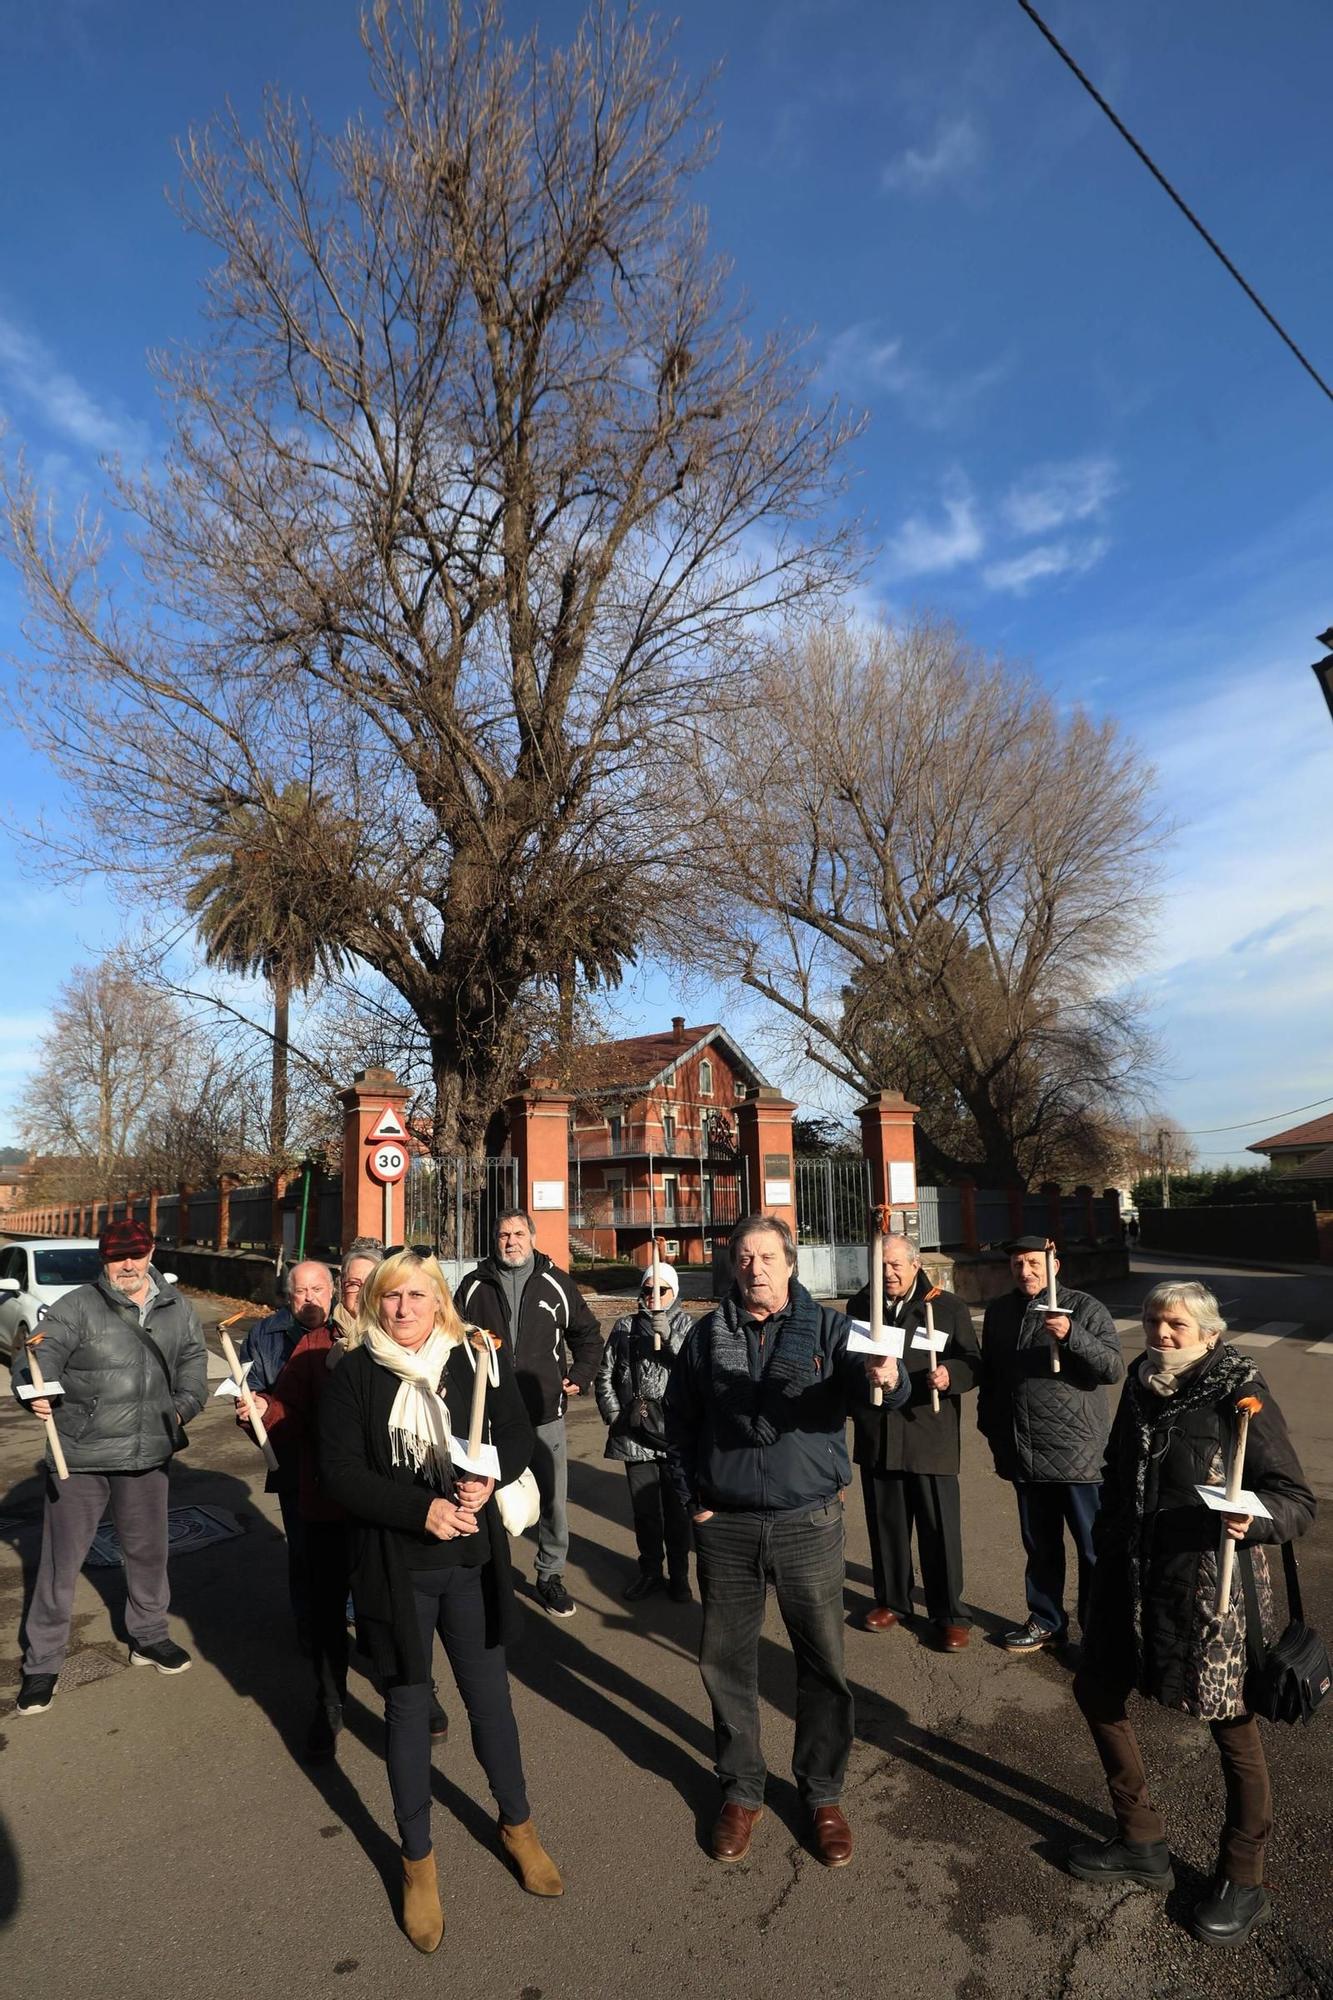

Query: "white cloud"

xmin=0 ymin=306 xmax=148 ymax=459
xmin=820 ymin=323 xmax=1010 ymax=431
xmin=983 ymin=535 xmax=1109 ymax=594
xmin=881 ymin=115 xmax=983 ymax=194
xmin=884 ymin=476 xmax=983 ymax=579
xmin=1002 ymin=455 xmax=1119 ymax=536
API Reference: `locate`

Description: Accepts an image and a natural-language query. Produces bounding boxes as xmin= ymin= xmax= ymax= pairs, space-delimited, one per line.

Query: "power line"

xmin=1176 ymin=1093 xmax=1333 ymax=1137
xmin=1016 ymin=1 xmax=1333 ymax=407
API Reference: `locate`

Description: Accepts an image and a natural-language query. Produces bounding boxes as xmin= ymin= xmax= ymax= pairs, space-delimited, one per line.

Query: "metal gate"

xmin=794 ymin=1156 xmax=871 ymax=1296
xmin=403 ymin=1156 xmax=518 ymax=1262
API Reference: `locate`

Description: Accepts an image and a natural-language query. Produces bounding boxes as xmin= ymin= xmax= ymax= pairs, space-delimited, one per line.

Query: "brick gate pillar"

xmin=857 ymin=1090 xmax=920 ymax=1239
xmin=735 ymin=1087 xmax=798 ymax=1241
xmin=339 ymin=1068 xmax=413 ymax=1252
xmin=505 ymin=1078 xmax=573 ymax=1267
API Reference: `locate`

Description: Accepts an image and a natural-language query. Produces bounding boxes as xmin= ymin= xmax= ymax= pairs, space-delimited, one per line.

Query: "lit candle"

xmin=1045 ymin=1246 xmax=1061 ymax=1374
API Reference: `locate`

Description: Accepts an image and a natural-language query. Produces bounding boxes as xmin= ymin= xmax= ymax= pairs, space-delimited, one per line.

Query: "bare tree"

xmin=17 ymin=954 xmax=184 ymax=1199
xmin=680 ymin=617 xmax=1164 ymax=1187
xmin=2 ymin=0 xmax=859 ymax=1156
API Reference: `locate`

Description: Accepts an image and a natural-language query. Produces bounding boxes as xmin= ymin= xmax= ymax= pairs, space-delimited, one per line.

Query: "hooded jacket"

xmin=455 ymin=1250 xmax=602 ymax=1427
xmin=596 ymin=1302 xmax=695 ymax=1463
xmin=11 ymin=1269 xmax=207 ymax=1474
xmin=977 ymin=1281 xmax=1123 ymax=1485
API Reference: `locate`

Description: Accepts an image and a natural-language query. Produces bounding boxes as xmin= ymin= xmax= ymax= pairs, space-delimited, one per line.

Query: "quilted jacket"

xmin=977 ymin=1282 xmax=1123 ymax=1484
xmin=596 ymin=1303 xmax=695 ymax=1463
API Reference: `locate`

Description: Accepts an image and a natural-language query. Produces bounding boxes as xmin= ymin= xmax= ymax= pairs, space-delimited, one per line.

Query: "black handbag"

xmin=1240 ymin=1541 xmax=1330 ymax=1726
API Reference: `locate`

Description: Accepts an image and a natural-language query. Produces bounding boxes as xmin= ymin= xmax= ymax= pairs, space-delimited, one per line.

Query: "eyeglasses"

xmin=642 ymin=1286 xmax=672 ymax=1298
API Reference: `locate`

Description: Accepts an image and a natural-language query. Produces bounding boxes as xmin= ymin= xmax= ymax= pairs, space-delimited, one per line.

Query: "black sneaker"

xmin=1067 ymin=1835 xmax=1174 ymax=1890
xmin=304 ymin=1702 xmax=342 ymax=1763
xmin=536 ymin=1574 xmax=576 ymax=1618
xmin=1002 ymin=1617 xmax=1064 ymax=1654
xmin=16 ymin=1672 xmax=58 ymax=1715
xmin=623 ymin=1569 xmax=664 ymax=1601
xmin=129 ymin=1638 xmax=192 ymax=1674
xmin=429 ymin=1686 xmax=449 ymax=1742
xmin=1191 ymin=1877 xmax=1272 ymax=1947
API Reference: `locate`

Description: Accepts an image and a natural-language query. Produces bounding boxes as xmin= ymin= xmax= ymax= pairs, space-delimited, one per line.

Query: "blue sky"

xmin=1 ymin=0 xmax=1332 ymax=1164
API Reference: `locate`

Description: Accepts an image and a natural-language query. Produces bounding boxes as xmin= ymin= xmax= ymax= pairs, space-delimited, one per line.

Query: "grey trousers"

xmin=22 ymin=1467 xmax=171 ymax=1676
xmin=529 ymin=1418 xmax=569 ymax=1579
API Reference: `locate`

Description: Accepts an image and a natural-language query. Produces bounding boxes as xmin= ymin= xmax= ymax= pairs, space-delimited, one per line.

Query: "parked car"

xmin=0 ymin=1238 xmax=105 ymax=1359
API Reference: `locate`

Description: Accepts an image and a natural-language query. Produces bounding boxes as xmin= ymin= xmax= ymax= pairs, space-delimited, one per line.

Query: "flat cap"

xmin=99 ymin=1219 xmax=154 ymax=1259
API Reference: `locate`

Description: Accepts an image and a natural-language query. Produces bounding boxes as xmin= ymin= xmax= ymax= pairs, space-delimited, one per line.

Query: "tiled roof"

xmin=575 ymin=1024 xmax=765 ymax=1096
xmin=1248 ymin=1111 xmax=1333 ymax=1153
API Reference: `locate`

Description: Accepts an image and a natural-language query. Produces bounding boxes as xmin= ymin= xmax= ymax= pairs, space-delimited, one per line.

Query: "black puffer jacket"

xmin=846 ymin=1272 xmax=980 ymax=1477
xmin=977 ymin=1283 xmax=1123 ymax=1484
xmin=1084 ymin=1344 xmax=1314 ymax=1717
xmin=11 ymin=1271 xmax=207 ymax=1474
xmin=596 ymin=1304 xmax=694 ymax=1463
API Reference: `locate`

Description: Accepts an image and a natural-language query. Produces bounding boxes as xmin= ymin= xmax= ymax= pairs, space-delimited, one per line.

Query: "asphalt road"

xmin=0 ymin=1252 xmax=1329 ymax=2000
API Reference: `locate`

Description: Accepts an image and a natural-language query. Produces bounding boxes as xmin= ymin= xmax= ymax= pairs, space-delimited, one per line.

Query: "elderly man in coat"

xmin=14 ymin=1219 xmax=207 ymax=1714
xmin=977 ymin=1235 xmax=1123 ymax=1654
xmin=846 ymin=1234 xmax=980 ymax=1649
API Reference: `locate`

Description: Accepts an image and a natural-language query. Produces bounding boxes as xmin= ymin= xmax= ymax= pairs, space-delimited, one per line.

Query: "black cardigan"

xmin=318 ymin=1338 xmax=535 ymax=1683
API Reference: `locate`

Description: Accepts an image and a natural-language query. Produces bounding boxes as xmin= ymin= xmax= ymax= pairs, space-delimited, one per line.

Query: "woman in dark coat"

xmin=319 ymin=1251 xmax=561 ymax=1953
xmin=595 ymin=1261 xmax=695 ymax=1602
xmin=1068 ymin=1280 xmax=1315 ymax=1947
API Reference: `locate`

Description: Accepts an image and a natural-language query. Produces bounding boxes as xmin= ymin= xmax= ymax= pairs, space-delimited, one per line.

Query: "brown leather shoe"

xmin=811 ymin=1805 xmax=853 ymax=1868
xmin=711 ymin=1802 xmax=763 ymax=1862
xmin=936 ymin=1623 xmax=970 ymax=1651
xmin=861 ymin=1606 xmax=898 ymax=1632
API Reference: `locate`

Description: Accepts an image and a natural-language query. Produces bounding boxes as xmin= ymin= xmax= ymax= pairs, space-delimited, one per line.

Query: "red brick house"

xmin=569 ymin=1018 xmax=768 ymax=1266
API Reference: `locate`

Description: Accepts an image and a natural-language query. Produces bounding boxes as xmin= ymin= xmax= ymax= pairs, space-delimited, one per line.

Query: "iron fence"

xmin=403 ymin=1156 xmax=518 ymax=1260
xmin=795 ymin=1158 xmax=870 ymax=1245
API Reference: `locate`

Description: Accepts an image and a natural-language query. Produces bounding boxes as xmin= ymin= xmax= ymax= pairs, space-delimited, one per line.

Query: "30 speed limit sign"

xmin=367 ymin=1142 xmax=408 ymax=1184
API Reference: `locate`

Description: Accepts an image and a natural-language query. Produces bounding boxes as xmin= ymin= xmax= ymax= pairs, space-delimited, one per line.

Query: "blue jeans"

xmin=530 ymin=1417 xmax=569 ymax=1579
xmin=1015 ymin=1481 xmax=1101 ymax=1635
xmin=695 ymin=1499 xmax=852 ymax=1809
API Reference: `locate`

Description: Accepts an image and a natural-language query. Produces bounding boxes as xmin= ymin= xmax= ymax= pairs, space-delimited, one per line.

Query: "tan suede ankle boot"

xmin=499 ymin=1817 xmax=564 ymax=1896
xmin=401 ymin=1850 xmax=444 ymax=1951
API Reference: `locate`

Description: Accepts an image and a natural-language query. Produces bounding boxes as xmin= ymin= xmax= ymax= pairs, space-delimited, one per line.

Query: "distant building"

xmin=1247 ymin=1112 xmax=1333 ymax=1174
xmin=569 ymin=1018 xmax=767 ymax=1266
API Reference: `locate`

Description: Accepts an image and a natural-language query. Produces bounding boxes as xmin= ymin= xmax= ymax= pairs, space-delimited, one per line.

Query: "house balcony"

xmin=570 ymin=1199 xmax=707 ymax=1230
xmin=570 ymin=1134 xmax=696 ymax=1160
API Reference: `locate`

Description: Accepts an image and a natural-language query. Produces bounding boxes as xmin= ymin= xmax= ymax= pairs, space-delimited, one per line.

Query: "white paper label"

xmin=449 ymin=1435 xmax=503 ymax=1480
xmin=888 ymin=1161 xmax=916 ymax=1204
xmin=17 ymin=1380 xmax=63 ymax=1400
xmin=846 ymin=1320 xmax=906 ymax=1359
xmin=213 ymin=1362 xmax=255 ymax=1400
xmin=531 ymin=1180 xmax=565 ymax=1211
xmin=1195 ymin=1484 xmax=1272 ymax=1521
xmin=763 ymin=1179 xmax=792 ymax=1206
xmin=911 ymin=1329 xmax=948 ymax=1353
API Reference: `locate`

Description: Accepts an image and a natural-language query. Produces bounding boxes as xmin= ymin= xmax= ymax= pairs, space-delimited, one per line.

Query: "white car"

xmin=0 ymin=1238 xmax=105 ymax=1359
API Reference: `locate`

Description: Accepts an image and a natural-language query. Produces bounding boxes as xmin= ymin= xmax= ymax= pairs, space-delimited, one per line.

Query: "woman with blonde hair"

xmin=319 ymin=1250 xmax=561 ymax=1951
xmin=1067 ymin=1279 xmax=1314 ymax=1946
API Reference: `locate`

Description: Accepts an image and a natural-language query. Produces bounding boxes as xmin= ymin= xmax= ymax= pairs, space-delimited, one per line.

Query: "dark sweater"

xmin=318 ymin=1338 xmax=535 ymax=1682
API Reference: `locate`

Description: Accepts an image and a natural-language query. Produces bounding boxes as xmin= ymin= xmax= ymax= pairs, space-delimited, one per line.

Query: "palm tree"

xmin=184 ymin=787 xmax=349 ymax=1161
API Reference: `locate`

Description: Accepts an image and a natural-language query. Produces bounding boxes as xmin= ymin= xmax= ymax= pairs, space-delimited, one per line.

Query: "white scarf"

xmin=363 ymin=1326 xmax=457 ymax=1487
xmin=1139 ymin=1340 xmax=1212 ymax=1398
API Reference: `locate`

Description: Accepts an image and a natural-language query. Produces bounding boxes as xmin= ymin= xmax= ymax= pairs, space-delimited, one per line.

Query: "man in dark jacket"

xmin=456 ymin=1209 xmax=601 ymax=1619
xmin=14 ymin=1219 xmax=206 ymax=1714
xmin=665 ymin=1214 xmax=909 ymax=1870
xmin=847 ymin=1235 xmax=980 ymax=1649
xmin=977 ymin=1236 xmax=1123 ymax=1654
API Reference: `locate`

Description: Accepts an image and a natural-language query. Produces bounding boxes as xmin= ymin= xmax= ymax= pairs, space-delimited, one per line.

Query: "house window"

xmin=608 ymin=1114 xmax=622 ymax=1149
xmin=699 ymin=1058 xmax=714 ymax=1097
xmin=662 ymin=1113 xmax=677 ymax=1153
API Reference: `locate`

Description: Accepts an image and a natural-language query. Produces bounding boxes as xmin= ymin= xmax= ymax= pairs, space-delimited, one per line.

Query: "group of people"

xmin=9 ymin=1208 xmax=1316 ymax=1954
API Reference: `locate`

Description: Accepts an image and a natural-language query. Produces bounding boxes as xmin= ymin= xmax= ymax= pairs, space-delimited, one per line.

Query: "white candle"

xmin=925 ymin=1295 xmax=940 ymax=1414
xmin=1045 ymin=1247 xmax=1061 ymax=1374
xmin=869 ymin=1222 xmax=885 ymax=1408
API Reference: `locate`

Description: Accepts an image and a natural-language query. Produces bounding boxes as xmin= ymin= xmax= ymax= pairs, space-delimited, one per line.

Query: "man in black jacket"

xmin=665 ymin=1215 xmax=909 ymax=1870
xmin=456 ymin=1210 xmax=602 ymax=1618
xmin=978 ymin=1236 xmax=1123 ymax=1654
xmin=14 ymin=1219 xmax=206 ymax=1714
xmin=846 ymin=1235 xmax=980 ymax=1649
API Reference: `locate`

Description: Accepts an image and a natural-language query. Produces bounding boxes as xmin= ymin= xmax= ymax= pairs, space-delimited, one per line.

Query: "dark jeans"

xmin=385 ymin=1565 xmax=529 ymax=1859
xmin=304 ymin=1520 xmax=350 ymax=1713
xmin=1015 ymin=1481 xmax=1101 ymax=1635
xmin=624 ymin=1459 xmax=693 ymax=1579
xmin=860 ymin=1468 xmax=968 ymax=1625
xmin=1074 ymin=1667 xmax=1272 ymax=1885
xmin=695 ymin=1499 xmax=852 ymax=1810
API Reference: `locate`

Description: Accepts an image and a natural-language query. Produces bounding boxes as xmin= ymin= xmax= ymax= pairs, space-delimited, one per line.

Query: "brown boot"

xmin=401 ymin=1851 xmax=444 ymax=1952
xmin=499 ymin=1816 xmax=564 ymax=1896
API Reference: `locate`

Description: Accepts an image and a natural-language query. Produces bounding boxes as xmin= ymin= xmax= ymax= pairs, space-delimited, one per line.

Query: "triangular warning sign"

xmin=366 ymin=1105 xmax=408 ymax=1143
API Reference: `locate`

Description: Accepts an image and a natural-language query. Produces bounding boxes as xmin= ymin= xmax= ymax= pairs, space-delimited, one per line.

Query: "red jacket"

xmin=261 ymin=1324 xmax=347 ymax=1523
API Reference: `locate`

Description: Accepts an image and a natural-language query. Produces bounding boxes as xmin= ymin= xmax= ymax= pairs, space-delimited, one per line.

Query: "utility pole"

xmin=1157 ymin=1128 xmax=1171 ymax=1210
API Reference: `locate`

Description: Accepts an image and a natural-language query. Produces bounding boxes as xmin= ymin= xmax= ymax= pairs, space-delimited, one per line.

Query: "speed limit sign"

xmin=367 ymin=1143 xmax=408 ymax=1184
